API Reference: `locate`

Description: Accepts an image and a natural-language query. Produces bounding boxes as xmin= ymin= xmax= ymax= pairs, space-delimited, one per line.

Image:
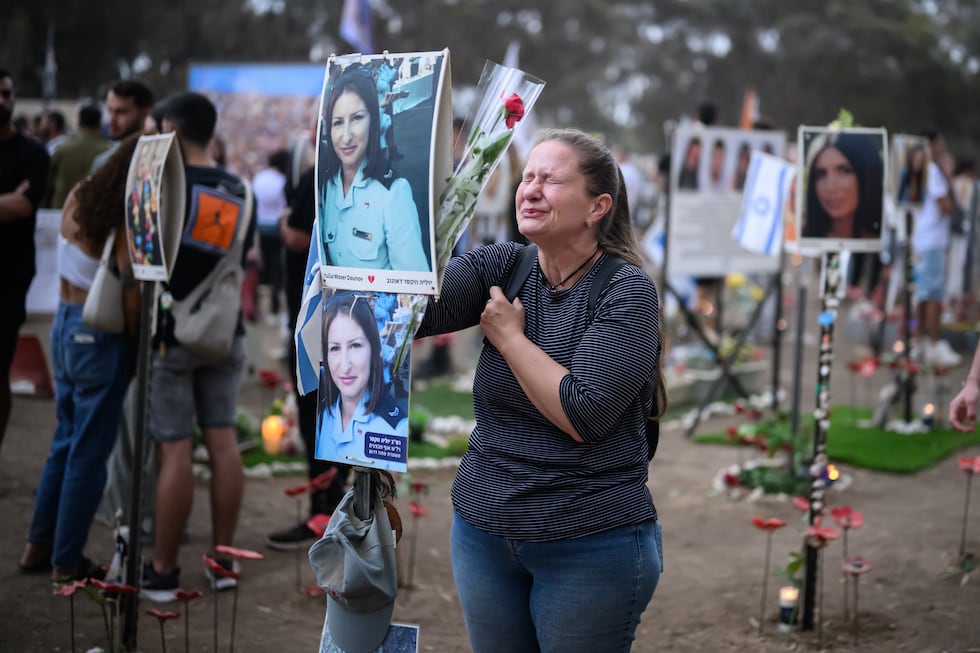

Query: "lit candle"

xmin=778 ymin=585 xmax=799 ymax=632
xmin=262 ymin=415 xmax=285 ymax=455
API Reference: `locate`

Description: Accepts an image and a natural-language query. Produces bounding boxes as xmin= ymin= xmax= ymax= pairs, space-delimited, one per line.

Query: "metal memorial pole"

xmin=789 ymin=264 xmax=807 ymax=440
xmin=902 ymin=209 xmax=916 ymax=423
xmin=121 ymin=280 xmax=156 ymax=650
xmin=772 ymin=252 xmax=785 ymax=413
xmin=352 ymin=468 xmax=375 ymax=521
xmin=801 ymin=251 xmax=840 ymax=631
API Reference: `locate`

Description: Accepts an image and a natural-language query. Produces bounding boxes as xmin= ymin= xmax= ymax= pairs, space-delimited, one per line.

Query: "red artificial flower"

xmin=257 ymin=368 xmax=282 ymax=388
xmin=309 ymin=468 xmax=339 ymax=490
xmin=175 ymin=589 xmax=203 ymax=602
xmin=752 ymin=516 xmax=787 ymax=530
xmin=90 ymin=579 xmax=138 ymax=595
xmin=723 ymin=471 xmax=740 ymax=487
xmin=147 ymin=608 xmax=180 ymax=622
xmin=792 ymin=496 xmax=811 ymax=512
xmin=53 ymin=579 xmax=88 ymax=596
xmin=831 ymin=506 xmax=864 ymax=530
xmin=959 ymin=456 xmax=980 ymax=475
xmin=841 ymin=556 xmax=873 ymax=575
xmin=305 ymin=584 xmax=324 ymax=598
xmin=412 ymin=481 xmax=427 ymax=495
xmin=409 ymin=501 xmax=429 ymax=518
xmin=748 ymin=408 xmax=763 ymax=420
xmin=846 ymin=360 xmax=861 ymax=373
xmin=202 ymin=556 xmax=240 ymax=581
xmin=284 ymin=484 xmax=309 ymax=497
xmin=858 ymin=358 xmax=878 ymax=377
xmin=307 ymin=514 xmax=331 ymax=537
xmin=503 ymin=93 xmax=525 ymax=129
xmin=215 ymin=545 xmax=264 ymax=561
xmin=726 ymin=426 xmax=738 ymax=440
xmin=734 ymin=402 xmax=745 ymax=414
xmin=805 ymin=525 xmax=841 ymax=547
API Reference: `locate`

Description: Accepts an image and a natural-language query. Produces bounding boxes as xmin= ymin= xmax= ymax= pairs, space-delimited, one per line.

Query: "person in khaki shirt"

xmin=43 ymin=105 xmax=110 ymax=209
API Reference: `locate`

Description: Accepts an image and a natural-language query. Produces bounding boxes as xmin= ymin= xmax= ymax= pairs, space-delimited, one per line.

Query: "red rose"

xmin=503 ymin=93 xmax=525 ymax=128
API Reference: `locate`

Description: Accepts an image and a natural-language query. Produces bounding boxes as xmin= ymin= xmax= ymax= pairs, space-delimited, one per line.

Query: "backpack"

xmin=170 ymin=178 xmax=253 ymax=360
xmin=501 ymin=244 xmax=661 ymax=460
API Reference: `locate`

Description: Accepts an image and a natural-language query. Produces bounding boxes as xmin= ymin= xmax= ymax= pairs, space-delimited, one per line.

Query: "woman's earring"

xmin=587 ymin=221 xmax=595 ymax=228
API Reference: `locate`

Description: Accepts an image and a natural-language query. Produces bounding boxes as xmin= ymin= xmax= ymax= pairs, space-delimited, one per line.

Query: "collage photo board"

xmin=125 ymin=133 xmax=186 ymax=282
xmin=310 ymin=49 xmax=453 ymax=474
xmin=668 ymin=124 xmax=787 ymax=277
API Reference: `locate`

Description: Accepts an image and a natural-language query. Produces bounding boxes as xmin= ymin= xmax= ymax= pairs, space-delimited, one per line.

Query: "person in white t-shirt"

xmin=252 ymin=150 xmax=290 ymax=321
xmin=911 ymin=131 xmax=960 ymax=367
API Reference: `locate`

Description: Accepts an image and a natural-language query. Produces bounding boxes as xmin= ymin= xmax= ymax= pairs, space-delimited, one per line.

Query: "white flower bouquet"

xmin=393 ymin=60 xmax=545 ymax=374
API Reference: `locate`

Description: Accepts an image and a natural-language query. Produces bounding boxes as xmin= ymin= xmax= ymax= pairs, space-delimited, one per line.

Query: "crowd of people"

xmin=5 ymin=61 xmax=980 ymax=651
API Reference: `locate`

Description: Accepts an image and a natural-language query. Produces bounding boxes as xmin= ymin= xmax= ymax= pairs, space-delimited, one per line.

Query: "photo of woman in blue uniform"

xmin=317 ymin=64 xmax=430 ymax=273
xmin=315 ymin=291 xmax=410 ymax=472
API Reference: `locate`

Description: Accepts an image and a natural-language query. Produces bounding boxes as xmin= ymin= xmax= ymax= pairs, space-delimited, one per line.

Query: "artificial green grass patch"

xmin=694 ymin=405 xmax=980 ymax=474
xmin=824 ymin=406 xmax=980 ymax=473
xmin=240 ymin=447 xmax=305 ymax=468
xmin=410 ymin=378 xmax=474 ymax=419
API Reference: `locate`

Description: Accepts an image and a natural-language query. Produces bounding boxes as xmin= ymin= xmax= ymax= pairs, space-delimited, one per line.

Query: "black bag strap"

xmin=502 ymin=244 xmax=539 ymax=301
xmin=502 ymin=244 xmax=628 ymax=314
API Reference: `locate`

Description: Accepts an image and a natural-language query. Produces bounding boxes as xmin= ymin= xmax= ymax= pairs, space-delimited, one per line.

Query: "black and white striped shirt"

xmin=418 ymin=242 xmax=660 ymax=542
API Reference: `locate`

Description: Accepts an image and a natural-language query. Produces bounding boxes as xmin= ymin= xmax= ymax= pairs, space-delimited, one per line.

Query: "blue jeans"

xmin=27 ymin=302 xmax=129 ymax=570
xmin=451 ymin=511 xmax=663 ymax=653
xmin=914 ymin=247 xmax=946 ymax=302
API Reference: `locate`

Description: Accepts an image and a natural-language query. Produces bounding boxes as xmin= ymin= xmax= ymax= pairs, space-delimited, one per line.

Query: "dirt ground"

xmin=3 ymin=300 xmax=980 ymax=653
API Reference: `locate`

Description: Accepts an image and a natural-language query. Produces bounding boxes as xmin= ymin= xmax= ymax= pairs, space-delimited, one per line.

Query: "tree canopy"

xmin=4 ymin=0 xmax=978 ymax=156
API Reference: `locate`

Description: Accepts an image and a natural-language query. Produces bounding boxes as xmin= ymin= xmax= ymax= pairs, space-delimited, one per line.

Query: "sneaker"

xmin=52 ymin=556 xmax=106 ymax=583
xmin=140 ymin=561 xmax=179 ymax=603
xmin=204 ymin=556 xmax=240 ymax=591
xmin=929 ymin=339 xmax=962 ymax=367
xmin=265 ymin=522 xmax=318 ymax=552
xmin=908 ymin=338 xmax=929 ymax=363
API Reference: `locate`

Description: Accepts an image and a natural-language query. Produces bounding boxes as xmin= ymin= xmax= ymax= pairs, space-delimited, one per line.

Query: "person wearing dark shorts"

xmin=265 ymin=160 xmax=351 ymax=551
xmin=139 ymin=93 xmax=255 ymax=602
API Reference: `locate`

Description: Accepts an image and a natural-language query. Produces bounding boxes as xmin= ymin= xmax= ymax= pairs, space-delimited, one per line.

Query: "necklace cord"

xmin=544 ymin=247 xmax=599 ymax=291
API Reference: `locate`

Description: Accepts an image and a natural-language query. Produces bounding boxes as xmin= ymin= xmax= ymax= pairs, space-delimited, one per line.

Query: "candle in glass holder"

xmin=778 ymin=585 xmax=799 ymax=632
xmin=262 ymin=415 xmax=285 ymax=455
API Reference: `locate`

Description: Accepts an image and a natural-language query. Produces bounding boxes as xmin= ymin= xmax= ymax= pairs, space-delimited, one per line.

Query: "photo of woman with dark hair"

xmin=317 ymin=64 xmax=429 ymax=272
xmin=315 ymin=291 xmax=408 ymax=471
xmin=707 ymin=138 xmax=726 ymax=191
xmin=677 ymin=137 xmax=701 ymax=190
xmin=897 ymin=139 xmax=928 ymax=205
xmin=801 ymin=129 xmax=885 ymax=244
xmin=733 ymin=142 xmax=752 ymax=191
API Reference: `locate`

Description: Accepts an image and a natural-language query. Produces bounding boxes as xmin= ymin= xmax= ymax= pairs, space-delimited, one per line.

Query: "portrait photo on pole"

xmin=316 ymin=51 xmax=450 ymax=295
xmin=314 ymin=289 xmax=413 ymax=473
xmin=666 ymin=124 xmax=786 ymax=277
xmin=125 ymin=133 xmax=185 ymax=281
xmin=796 ymin=126 xmax=887 ymax=255
xmin=890 ymin=133 xmax=931 ymax=208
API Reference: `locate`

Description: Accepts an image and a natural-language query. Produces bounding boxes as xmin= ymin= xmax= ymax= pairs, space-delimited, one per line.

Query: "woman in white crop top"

xmin=19 ymin=133 xmax=142 ymax=581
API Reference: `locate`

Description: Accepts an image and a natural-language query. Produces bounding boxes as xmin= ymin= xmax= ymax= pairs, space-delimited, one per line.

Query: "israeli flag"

xmin=295 ymin=218 xmax=324 ymax=396
xmin=731 ymin=151 xmax=794 ymax=256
